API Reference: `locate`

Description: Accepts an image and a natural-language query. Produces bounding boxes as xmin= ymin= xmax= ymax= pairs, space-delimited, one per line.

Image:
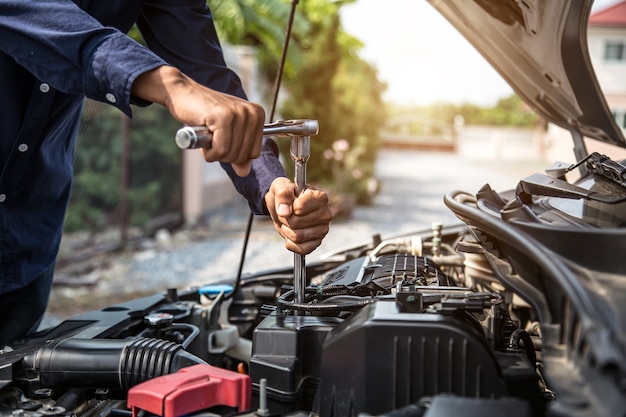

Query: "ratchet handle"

xmin=175 ymin=126 xmax=213 ymax=149
xmin=175 ymin=119 xmax=319 ymax=150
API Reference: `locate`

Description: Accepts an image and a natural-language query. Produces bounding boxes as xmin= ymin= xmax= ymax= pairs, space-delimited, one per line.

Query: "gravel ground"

xmin=44 ymin=149 xmax=548 ymax=325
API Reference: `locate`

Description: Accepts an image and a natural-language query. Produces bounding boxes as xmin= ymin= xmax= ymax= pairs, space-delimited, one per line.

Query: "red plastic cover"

xmin=127 ymin=364 xmax=251 ymax=417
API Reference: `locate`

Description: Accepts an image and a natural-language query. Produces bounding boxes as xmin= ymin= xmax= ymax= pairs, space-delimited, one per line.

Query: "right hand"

xmin=264 ymin=177 xmax=333 ymax=255
xmin=132 ymin=65 xmax=265 ymax=176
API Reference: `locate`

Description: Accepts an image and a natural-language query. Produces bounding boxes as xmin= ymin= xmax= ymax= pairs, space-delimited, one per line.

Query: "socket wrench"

xmin=174 ymin=119 xmax=318 ymax=309
xmin=175 ymin=119 xmax=319 ymax=149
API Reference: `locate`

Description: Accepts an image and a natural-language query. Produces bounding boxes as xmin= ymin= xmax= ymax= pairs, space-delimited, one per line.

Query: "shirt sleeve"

xmin=0 ymin=0 xmax=166 ymax=117
xmin=137 ymin=0 xmax=247 ymax=98
xmin=0 ymin=0 xmax=287 ymax=215
xmin=221 ymin=137 xmax=287 ymax=215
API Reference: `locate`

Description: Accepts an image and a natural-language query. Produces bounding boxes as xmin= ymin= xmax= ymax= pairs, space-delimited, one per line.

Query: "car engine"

xmin=1 ymin=152 xmax=625 ymax=417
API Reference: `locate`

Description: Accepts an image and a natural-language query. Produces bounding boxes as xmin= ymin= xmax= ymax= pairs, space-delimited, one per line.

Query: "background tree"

xmin=65 ymin=102 xmax=182 ymax=234
xmin=387 ymin=93 xmax=540 ymax=137
xmin=208 ymin=0 xmax=310 ymax=101
xmin=209 ymin=0 xmax=387 ymax=204
xmin=283 ymin=1 xmax=386 ymax=205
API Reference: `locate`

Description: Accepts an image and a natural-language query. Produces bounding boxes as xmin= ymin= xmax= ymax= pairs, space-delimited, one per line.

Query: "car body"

xmin=1 ymin=1 xmax=625 ymax=416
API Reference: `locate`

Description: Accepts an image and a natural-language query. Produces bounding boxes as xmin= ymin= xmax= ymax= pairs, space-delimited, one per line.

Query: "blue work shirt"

xmin=0 ymin=0 xmax=285 ymax=293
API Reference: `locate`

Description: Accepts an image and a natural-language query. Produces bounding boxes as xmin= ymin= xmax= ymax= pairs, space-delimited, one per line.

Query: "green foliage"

xmin=387 ymin=94 xmax=539 ymax=135
xmin=278 ymin=3 xmax=386 ymax=204
xmin=487 ymin=95 xmax=539 ymax=126
xmin=451 ymin=94 xmax=538 ymax=127
xmin=127 ymin=25 xmax=144 ymax=44
xmin=209 ymin=0 xmax=384 ymax=204
xmin=209 ymin=0 xmax=310 ymax=84
xmin=64 ymin=101 xmax=182 ymax=233
xmin=279 ymin=12 xmax=343 ymax=181
xmin=332 ymin=56 xmax=387 ymax=169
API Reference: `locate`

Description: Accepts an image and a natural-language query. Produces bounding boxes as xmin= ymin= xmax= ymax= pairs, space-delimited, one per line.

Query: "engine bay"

xmin=2 ymin=152 xmax=625 ymax=417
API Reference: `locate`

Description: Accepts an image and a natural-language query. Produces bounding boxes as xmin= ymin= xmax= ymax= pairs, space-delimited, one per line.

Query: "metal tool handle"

xmin=175 ymin=119 xmax=319 ymax=149
xmin=291 ymin=135 xmax=311 ymax=308
xmin=176 ymin=118 xmax=318 ymax=313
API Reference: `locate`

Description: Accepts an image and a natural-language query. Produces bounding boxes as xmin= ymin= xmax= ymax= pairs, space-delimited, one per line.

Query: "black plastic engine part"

xmin=249 ymin=313 xmax=342 ymax=413
xmin=316 ymin=300 xmax=536 ymax=417
xmin=423 ymin=395 xmax=531 ymax=417
xmin=21 ymin=337 xmax=206 ymax=389
xmin=321 ymin=255 xmax=447 ymax=289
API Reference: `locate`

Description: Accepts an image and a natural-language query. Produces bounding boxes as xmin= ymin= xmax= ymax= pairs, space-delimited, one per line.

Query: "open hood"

xmin=428 ymin=0 xmax=626 ymax=149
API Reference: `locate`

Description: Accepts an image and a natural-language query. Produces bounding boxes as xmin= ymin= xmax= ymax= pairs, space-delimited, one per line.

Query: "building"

xmin=589 ymin=0 xmax=626 ymax=122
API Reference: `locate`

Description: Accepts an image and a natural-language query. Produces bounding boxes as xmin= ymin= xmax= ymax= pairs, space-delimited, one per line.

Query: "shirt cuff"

xmin=221 ymin=137 xmax=287 ymax=215
xmin=86 ymin=32 xmax=168 ymax=117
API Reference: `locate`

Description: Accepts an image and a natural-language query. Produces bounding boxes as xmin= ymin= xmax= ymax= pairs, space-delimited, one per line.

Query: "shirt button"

xmin=18 ymin=144 xmax=28 ymax=152
xmin=105 ymin=93 xmax=117 ymax=103
xmin=0 ymin=194 xmax=6 ymax=203
xmin=39 ymin=83 xmax=50 ymax=93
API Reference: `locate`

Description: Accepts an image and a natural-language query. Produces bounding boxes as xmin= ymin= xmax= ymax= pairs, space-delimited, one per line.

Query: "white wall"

xmin=456 ymin=125 xmax=546 ymax=162
xmin=587 ymin=26 xmax=626 ymax=96
xmin=183 ymin=44 xmax=265 ymax=225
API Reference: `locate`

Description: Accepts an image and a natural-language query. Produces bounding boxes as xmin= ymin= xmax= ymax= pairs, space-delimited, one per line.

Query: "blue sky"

xmin=340 ymin=0 xmax=621 ymax=106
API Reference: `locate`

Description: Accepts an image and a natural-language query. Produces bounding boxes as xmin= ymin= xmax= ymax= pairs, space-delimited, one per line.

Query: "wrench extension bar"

xmin=175 ymin=119 xmax=319 ymax=149
xmin=175 ymin=118 xmax=318 ymax=310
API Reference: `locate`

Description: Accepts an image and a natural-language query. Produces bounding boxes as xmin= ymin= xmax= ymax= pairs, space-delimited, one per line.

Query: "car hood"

xmin=427 ymin=0 xmax=626 ymax=149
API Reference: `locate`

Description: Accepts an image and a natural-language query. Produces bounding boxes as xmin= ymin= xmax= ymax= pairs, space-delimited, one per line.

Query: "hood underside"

xmin=428 ymin=0 xmax=626 ymax=149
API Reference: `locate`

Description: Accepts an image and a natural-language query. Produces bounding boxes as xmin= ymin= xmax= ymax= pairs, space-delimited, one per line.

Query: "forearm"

xmin=131 ymin=65 xmax=188 ymax=107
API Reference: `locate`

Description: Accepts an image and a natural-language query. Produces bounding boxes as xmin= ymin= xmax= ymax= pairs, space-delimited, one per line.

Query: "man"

xmin=0 ymin=0 xmax=333 ymax=347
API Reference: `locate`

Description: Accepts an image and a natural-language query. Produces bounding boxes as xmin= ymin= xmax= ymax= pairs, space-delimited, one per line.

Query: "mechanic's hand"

xmin=132 ymin=65 xmax=265 ymax=176
xmin=265 ymin=177 xmax=333 ymax=255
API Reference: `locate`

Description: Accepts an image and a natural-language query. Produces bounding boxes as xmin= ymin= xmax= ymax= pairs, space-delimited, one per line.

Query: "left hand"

xmin=265 ymin=177 xmax=333 ymax=255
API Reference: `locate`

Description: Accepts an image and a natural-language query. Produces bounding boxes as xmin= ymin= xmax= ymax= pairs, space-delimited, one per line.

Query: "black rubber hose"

xmin=278 ymin=297 xmax=375 ymax=312
xmin=277 ymin=286 xmax=377 ymax=312
xmin=444 ymin=189 xmax=605 ymax=326
xmin=22 ymin=337 xmax=206 ymax=390
xmin=508 ymin=329 xmax=537 ymax=368
xmin=445 ymin=190 xmax=557 ymax=322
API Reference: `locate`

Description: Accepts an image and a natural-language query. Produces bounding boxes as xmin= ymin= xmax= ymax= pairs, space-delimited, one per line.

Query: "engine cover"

xmin=317 ymin=300 xmax=536 ymax=416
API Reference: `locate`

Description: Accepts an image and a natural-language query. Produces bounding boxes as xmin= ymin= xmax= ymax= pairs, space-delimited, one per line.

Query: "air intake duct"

xmin=23 ymin=337 xmax=206 ymax=389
